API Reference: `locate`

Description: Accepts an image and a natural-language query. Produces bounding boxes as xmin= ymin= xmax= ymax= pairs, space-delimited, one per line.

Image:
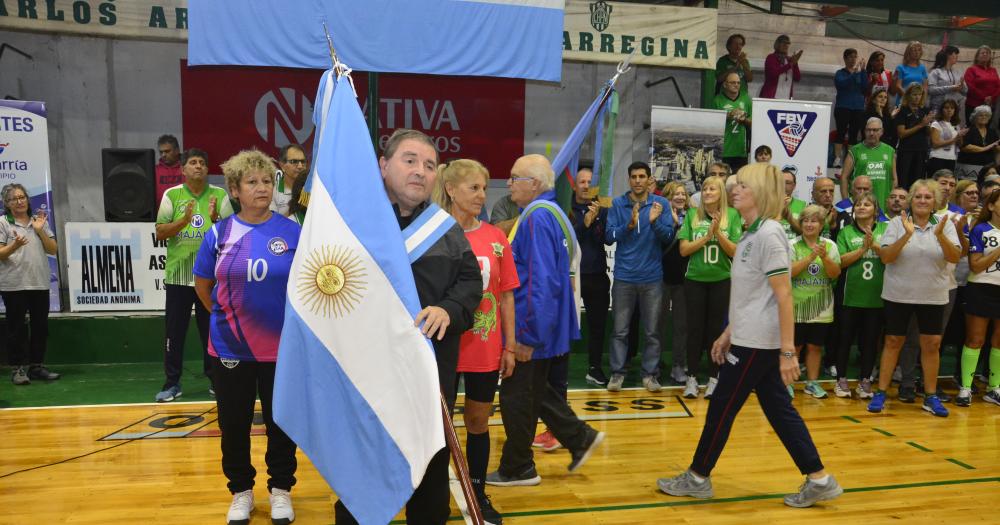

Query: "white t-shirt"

xmin=881 ymin=215 xmax=960 ymax=305
xmin=730 ymin=218 xmax=792 ymax=349
xmin=929 ymin=121 xmax=958 ymax=160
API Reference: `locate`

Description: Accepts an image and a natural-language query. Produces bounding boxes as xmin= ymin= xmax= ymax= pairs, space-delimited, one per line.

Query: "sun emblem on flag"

xmin=298 ymin=245 xmax=367 ymax=317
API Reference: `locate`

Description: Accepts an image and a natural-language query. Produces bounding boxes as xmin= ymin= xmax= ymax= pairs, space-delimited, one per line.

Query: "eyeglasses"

xmin=286 ymin=159 xmax=307 ymax=165
xmin=509 ymin=177 xmax=534 ymax=183
xmin=963 ymin=190 xmax=980 ymax=197
xmin=6 ymin=196 xmax=27 ymax=203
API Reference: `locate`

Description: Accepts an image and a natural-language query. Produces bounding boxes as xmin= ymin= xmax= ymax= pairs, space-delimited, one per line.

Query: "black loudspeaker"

xmin=102 ymin=148 xmax=156 ymax=222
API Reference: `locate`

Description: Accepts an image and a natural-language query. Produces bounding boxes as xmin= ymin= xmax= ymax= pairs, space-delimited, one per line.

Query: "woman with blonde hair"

xmin=869 ymin=180 xmax=962 ymax=417
xmin=433 ymin=159 xmax=518 ymax=523
xmin=896 ymin=82 xmax=933 ymax=188
xmin=790 ymin=205 xmax=841 ymax=399
xmin=894 ymin=42 xmax=928 ymax=106
xmin=659 ymin=163 xmax=842 ymax=507
xmin=678 ymin=175 xmax=742 ymax=399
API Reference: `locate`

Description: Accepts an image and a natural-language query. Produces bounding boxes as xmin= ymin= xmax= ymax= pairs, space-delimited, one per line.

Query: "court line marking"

xmin=389 ymin=476 xmax=1000 ymax=522
xmin=906 ymin=441 xmax=933 ymax=452
xmin=871 ymin=427 xmax=895 ymax=436
xmin=946 ymin=458 xmax=976 ymax=470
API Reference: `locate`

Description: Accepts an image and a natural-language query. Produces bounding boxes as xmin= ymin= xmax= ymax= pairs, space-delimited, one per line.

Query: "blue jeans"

xmin=610 ymin=280 xmax=663 ymax=377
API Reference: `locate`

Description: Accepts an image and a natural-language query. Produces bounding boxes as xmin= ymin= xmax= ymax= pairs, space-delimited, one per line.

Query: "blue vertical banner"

xmin=0 ymin=100 xmax=60 ymax=311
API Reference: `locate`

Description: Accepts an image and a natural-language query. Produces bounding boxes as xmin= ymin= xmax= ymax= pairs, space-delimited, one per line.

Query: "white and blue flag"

xmin=273 ymin=69 xmax=444 ymax=524
xmin=188 ymin=0 xmax=565 ymax=82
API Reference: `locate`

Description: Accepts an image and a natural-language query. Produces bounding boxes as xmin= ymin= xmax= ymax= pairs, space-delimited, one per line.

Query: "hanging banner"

xmin=750 ymin=98 xmax=832 ymax=202
xmin=649 ymin=106 xmax=726 ymax=194
xmin=180 ymin=63 xmax=525 ymax=180
xmin=65 ymin=222 xmax=167 ymax=312
xmin=563 ymin=0 xmax=716 ymax=69
xmin=0 ymin=100 xmax=60 ymax=312
xmin=0 ymin=1 xmax=188 ymax=41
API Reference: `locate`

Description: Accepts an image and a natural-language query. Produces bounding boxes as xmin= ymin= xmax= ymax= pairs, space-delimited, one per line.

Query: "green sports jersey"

xmin=679 ymin=207 xmax=743 ymax=282
xmin=713 ymin=92 xmax=752 ymax=158
xmin=848 ymin=142 xmax=895 ymax=209
xmin=781 ymin=198 xmax=807 ymax=240
xmin=791 ymin=237 xmax=840 ymax=323
xmin=715 ymin=55 xmax=749 ymax=93
xmin=156 ymin=184 xmax=234 ymax=286
xmin=836 ymin=222 xmax=887 ymax=308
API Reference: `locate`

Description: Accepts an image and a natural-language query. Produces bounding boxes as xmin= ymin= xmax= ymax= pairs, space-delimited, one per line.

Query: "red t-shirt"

xmin=458 ymin=222 xmax=520 ymax=373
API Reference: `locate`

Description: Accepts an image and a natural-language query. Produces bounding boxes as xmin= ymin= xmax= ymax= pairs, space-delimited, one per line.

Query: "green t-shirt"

xmin=781 ymin=198 xmax=807 ymax=240
xmin=836 ymin=222 xmax=887 ymax=308
xmin=715 ymin=55 xmax=748 ymax=93
xmin=791 ymin=237 xmax=840 ymax=323
xmin=713 ymin=91 xmax=752 ymax=158
xmin=848 ymin=142 xmax=895 ymax=210
xmin=156 ymin=184 xmax=235 ymax=286
xmin=679 ymin=207 xmax=743 ymax=282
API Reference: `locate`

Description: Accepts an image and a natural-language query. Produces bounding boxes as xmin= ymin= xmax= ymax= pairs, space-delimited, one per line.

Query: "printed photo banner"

xmin=563 ymin=0 xmax=717 ymax=69
xmin=65 ymin=222 xmax=167 ymax=312
xmin=0 ymin=100 xmax=60 ymax=312
xmin=750 ymin=98 xmax=832 ymax=202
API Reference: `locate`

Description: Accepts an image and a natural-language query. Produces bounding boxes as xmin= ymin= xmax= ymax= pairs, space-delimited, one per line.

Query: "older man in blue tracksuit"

xmin=486 ymin=154 xmax=605 ymax=488
xmin=605 ymin=161 xmax=675 ymax=392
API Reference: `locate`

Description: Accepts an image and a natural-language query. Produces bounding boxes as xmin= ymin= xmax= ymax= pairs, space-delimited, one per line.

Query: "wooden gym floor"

xmin=2 ymin=383 xmax=998 ymax=524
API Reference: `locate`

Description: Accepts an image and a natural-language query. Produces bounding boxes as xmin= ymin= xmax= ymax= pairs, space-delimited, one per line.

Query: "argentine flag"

xmin=273 ymin=69 xmax=444 ymax=524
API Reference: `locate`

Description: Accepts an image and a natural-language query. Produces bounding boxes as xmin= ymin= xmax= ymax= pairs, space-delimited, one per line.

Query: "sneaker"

xmin=269 ymin=488 xmax=294 ymax=525
xmin=704 ymin=377 xmax=719 ymax=399
xmin=867 ymin=391 xmax=886 ymax=413
xmin=804 ymin=381 xmax=828 ymax=399
xmin=657 ymin=469 xmax=714 ymax=499
xmin=27 ymin=365 xmax=60 ymax=380
xmin=531 ymin=430 xmax=561 ymax=452
xmin=787 ymin=384 xmax=795 ymax=399
xmin=568 ymin=430 xmax=605 ymax=472
xmin=606 ymin=373 xmax=625 ymax=392
xmin=984 ymin=389 xmax=1000 ymax=406
xmin=897 ymin=385 xmax=916 ymax=403
xmin=682 ymin=376 xmax=699 ymax=398
xmin=585 ymin=367 xmax=608 ymax=386
xmin=478 ymin=493 xmax=503 ymax=525
xmin=643 ymin=375 xmax=662 ymax=393
xmin=856 ymin=378 xmax=873 ymax=399
xmin=922 ymin=394 xmax=949 ymax=417
xmin=824 ymin=365 xmax=838 ymax=378
xmin=834 ymin=378 xmax=851 ymax=398
xmin=11 ymin=366 xmax=30 ymax=385
xmin=955 ymin=387 xmax=972 ymax=407
xmin=227 ymin=489 xmax=254 ymax=525
xmin=783 ymin=475 xmax=843 ymax=508
xmin=670 ymin=365 xmax=688 ymax=384
xmin=155 ymin=384 xmax=182 ymax=403
xmin=485 ymin=466 xmax=541 ymax=487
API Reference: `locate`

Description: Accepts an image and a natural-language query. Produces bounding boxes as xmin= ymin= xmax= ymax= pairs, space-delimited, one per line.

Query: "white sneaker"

xmin=704 ymin=377 xmax=719 ymax=399
xmin=270 ymin=488 xmax=295 ymax=524
xmin=683 ymin=376 xmax=699 ymax=398
xmin=670 ymin=365 xmax=688 ymax=384
xmin=607 ymin=373 xmax=625 ymax=392
xmin=834 ymin=378 xmax=851 ymax=398
xmin=643 ymin=375 xmax=663 ymax=393
xmin=227 ymin=489 xmax=254 ymax=525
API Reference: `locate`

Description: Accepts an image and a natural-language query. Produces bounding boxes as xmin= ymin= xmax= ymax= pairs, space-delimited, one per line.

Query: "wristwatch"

xmin=780 ymin=351 xmax=795 ymax=359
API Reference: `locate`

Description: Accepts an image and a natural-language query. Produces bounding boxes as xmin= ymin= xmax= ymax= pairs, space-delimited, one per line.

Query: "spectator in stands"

xmin=760 ymin=34 xmax=802 ymax=100
xmin=953 ymin=180 xmax=980 ymax=214
xmin=605 ymin=161 xmax=675 ymax=392
xmin=690 ymin=162 xmax=731 ymax=208
xmin=271 ymin=144 xmax=308 ymax=217
xmin=834 ymin=48 xmax=869 ymax=163
xmin=155 ymin=135 xmax=183 ymax=205
xmin=154 ymin=148 xmax=235 ymax=402
xmin=866 ymin=51 xmax=894 ymax=100
xmin=958 ymin=106 xmax=1000 ymax=182
xmin=193 ymin=150 xmax=300 ymax=525
xmin=0 ymin=183 xmax=59 ymax=385
xmin=927 ymin=99 xmax=966 ymax=175
xmin=840 ymin=117 xmax=897 ymax=210
xmin=963 ymin=46 xmax=1000 ymax=124
xmin=893 ymin=42 xmax=928 ymax=106
xmin=714 ymin=71 xmax=753 ymax=172
xmin=715 ymin=34 xmax=753 ymax=94
xmin=490 ymin=193 xmax=520 ymax=235
xmin=869 ymin=179 xmax=961 ymax=417
xmin=885 ymin=186 xmax=908 ymax=219
xmin=287 ymin=174 xmax=307 ymax=225
xmin=864 ymin=87 xmax=899 ymax=148
xmin=895 ymin=82 xmax=933 ymax=189
xmin=569 ymin=166 xmax=611 ymax=387
xmin=780 ymin=166 xmax=807 ymax=240
xmin=662 ymin=182 xmax=692 ymax=384
xmin=755 ymin=145 xmax=772 ymax=164
xmin=810 ymin=177 xmax=838 ymax=238
xmin=927 ymin=46 xmax=965 ymax=113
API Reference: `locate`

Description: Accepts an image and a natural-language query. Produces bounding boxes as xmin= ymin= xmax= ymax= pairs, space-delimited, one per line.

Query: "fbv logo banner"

xmin=767 ymin=110 xmax=817 ymax=157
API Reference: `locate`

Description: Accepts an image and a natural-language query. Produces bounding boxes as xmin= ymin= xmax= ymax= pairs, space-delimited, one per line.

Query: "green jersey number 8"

xmin=861 ymin=260 xmax=874 ymax=280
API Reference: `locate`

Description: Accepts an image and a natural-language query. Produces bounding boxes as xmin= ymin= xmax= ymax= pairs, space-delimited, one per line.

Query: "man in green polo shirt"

xmin=713 ymin=71 xmax=753 ymax=172
xmin=780 ymin=166 xmax=808 ymax=240
xmin=154 ymin=148 xmax=234 ymax=402
xmin=840 ymin=117 xmax=897 ymax=210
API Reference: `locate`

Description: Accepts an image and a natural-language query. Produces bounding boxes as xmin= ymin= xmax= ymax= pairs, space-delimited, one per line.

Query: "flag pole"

xmin=441 ymin=395 xmax=484 ymax=525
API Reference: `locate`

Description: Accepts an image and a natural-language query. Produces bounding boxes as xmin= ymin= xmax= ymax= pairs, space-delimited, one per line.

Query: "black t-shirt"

xmin=894 ymin=106 xmax=929 ymax=151
xmin=958 ymin=126 xmax=999 ymax=165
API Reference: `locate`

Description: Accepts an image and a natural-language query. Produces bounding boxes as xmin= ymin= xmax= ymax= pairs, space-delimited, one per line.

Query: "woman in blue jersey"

xmin=957 ymin=190 xmax=1000 ymax=407
xmin=193 ymin=150 xmax=301 ymax=525
xmin=658 ymin=163 xmax=842 ymax=508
